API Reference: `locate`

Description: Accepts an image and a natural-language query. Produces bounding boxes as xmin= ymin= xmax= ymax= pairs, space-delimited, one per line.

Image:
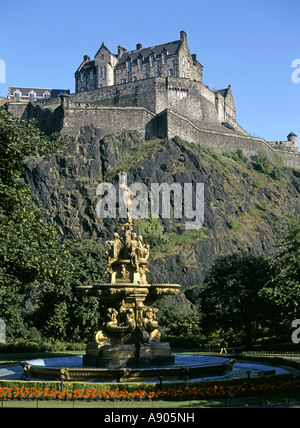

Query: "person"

xmin=220 ymin=338 xmax=228 ymax=354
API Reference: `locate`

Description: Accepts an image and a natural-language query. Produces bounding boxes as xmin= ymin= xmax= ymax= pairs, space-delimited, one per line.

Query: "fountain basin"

xmin=22 ymin=355 xmax=235 ymax=382
xmin=76 ymin=283 xmax=181 ymax=306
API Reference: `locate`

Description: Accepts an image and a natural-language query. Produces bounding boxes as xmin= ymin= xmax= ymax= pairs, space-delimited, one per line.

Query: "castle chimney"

xmin=136 ymin=43 xmax=142 ymax=50
xmin=180 ymin=30 xmax=187 ymax=42
xmin=192 ymin=53 xmax=197 ymax=62
xmin=118 ymin=45 xmax=127 ymax=57
xmin=83 ymin=55 xmax=90 ymax=62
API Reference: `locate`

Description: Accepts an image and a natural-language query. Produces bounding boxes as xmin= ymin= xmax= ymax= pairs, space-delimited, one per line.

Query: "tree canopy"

xmin=0 ymin=108 xmax=108 ymax=343
xmin=199 ymin=252 xmax=273 ymax=345
xmin=259 ymin=215 xmax=300 ymax=332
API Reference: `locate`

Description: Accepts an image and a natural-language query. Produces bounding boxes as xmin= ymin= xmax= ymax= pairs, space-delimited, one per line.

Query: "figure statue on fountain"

xmin=104 ymin=175 xmax=151 ymax=285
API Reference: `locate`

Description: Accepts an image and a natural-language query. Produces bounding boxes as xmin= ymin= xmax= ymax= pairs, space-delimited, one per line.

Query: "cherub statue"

xmin=143 ymin=307 xmax=161 ymax=342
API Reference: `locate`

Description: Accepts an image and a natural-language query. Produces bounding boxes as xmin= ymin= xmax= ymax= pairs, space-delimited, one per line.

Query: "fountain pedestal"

xmin=76 ymin=281 xmax=181 ymax=368
xmin=75 ymin=213 xmax=182 ymax=369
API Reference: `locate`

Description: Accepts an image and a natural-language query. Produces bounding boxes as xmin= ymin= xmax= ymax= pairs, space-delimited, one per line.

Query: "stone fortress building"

xmin=75 ymin=31 xmax=203 ymax=91
xmin=74 ymin=31 xmax=242 ymax=136
xmin=5 ymin=31 xmax=299 ymax=168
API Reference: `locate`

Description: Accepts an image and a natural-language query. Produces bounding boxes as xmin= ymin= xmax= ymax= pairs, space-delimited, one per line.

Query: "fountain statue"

xmin=76 ymin=179 xmax=181 ymax=369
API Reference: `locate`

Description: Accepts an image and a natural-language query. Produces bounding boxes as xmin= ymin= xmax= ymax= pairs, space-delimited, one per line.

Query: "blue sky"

xmin=0 ymin=0 xmax=300 ymax=147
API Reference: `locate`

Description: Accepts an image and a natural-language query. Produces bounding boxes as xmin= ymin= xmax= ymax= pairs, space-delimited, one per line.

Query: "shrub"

xmin=253 ymin=148 xmax=272 ymax=175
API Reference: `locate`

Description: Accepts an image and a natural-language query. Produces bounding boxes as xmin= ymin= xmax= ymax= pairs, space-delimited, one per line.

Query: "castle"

xmin=5 ymin=31 xmax=299 ymax=168
xmin=75 ymin=31 xmax=203 ymax=90
xmin=73 ymin=31 xmax=243 ymax=135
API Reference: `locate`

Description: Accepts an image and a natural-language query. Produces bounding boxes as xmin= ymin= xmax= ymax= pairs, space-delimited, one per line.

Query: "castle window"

xmin=29 ymin=91 xmax=36 ymax=102
xmin=14 ymin=90 xmax=21 ymax=101
xmin=80 ymin=72 xmax=84 ymax=82
xmin=103 ymin=66 xmax=106 ymax=79
xmin=126 ymin=60 xmax=131 ymax=73
xmin=173 ymin=59 xmax=176 ymax=77
xmin=138 ymin=58 xmax=143 ymax=70
xmin=163 ymin=53 xmax=167 ymax=65
xmin=132 ymin=76 xmax=137 ymax=81
xmin=121 ymin=78 xmax=126 ymax=84
xmin=90 ymin=70 xmax=94 ymax=80
xmin=156 ymin=61 xmax=161 ymax=77
xmin=169 ymin=69 xmax=173 ymax=77
xmin=150 ymin=55 xmax=155 ymax=68
xmin=80 ymin=87 xmax=85 ymax=92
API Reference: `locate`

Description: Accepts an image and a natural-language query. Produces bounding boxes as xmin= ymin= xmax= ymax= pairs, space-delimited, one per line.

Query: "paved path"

xmin=232 ymin=402 xmax=300 ymax=408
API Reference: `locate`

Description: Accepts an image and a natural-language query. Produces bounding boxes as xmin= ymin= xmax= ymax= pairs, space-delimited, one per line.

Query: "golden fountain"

xmin=22 ymin=179 xmax=234 ymax=382
xmin=76 ymin=188 xmax=181 ymax=369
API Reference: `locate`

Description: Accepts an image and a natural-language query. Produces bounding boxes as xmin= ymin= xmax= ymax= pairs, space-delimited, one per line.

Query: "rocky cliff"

xmin=24 ymin=126 xmax=300 ymax=301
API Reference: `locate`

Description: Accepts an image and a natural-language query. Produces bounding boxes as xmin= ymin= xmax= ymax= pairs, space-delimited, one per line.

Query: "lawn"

xmin=1 ymin=393 xmax=299 ymax=408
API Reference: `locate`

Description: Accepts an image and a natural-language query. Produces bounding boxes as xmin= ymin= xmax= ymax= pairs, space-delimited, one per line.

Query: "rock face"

xmin=24 ymin=126 xmax=300 ymax=301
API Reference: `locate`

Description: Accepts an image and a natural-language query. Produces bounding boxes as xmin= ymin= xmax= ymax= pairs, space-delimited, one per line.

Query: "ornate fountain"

xmin=76 ymin=216 xmax=181 ymax=369
xmin=22 ymin=179 xmax=234 ymax=382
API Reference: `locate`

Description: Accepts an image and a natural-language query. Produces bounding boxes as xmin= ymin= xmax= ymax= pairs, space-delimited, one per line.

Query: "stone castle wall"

xmin=60 ymin=96 xmax=157 ymax=139
xmin=159 ymin=109 xmax=300 ymax=169
xmin=68 ymin=76 xmax=242 ymax=133
xmin=4 ymin=78 xmax=299 ymax=169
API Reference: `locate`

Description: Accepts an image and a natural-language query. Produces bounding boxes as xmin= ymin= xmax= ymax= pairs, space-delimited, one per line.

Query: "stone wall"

xmin=60 ymin=96 xmax=157 ymax=139
xmin=4 ymin=91 xmax=299 ymax=170
xmin=160 ymin=109 xmax=300 ymax=168
xmin=0 ymin=96 xmax=7 ymax=107
xmin=68 ymin=76 xmax=241 ymax=129
xmin=70 ymin=77 xmax=157 ymax=112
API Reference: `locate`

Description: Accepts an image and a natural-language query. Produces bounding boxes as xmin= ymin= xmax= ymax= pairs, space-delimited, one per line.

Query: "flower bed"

xmin=1 ymin=377 xmax=300 ymax=402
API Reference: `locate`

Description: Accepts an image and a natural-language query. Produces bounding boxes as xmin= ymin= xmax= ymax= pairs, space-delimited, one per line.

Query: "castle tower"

xmin=287 ymin=132 xmax=297 ymax=148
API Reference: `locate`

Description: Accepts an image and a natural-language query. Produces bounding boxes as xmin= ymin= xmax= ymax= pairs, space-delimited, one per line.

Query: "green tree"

xmin=260 ymin=215 xmax=300 ymax=333
xmin=0 ymin=108 xmax=72 ymax=338
xmin=253 ymin=148 xmax=272 ymax=175
xmin=68 ymin=240 xmax=109 ymax=341
xmin=138 ymin=217 xmax=166 ymax=248
xmin=0 ymin=108 xmax=115 ymax=344
xmin=0 ymin=108 xmax=110 ymax=342
xmin=199 ymin=252 xmax=272 ymax=345
xmin=0 ymin=108 xmax=66 ymax=184
xmin=157 ymin=301 xmax=202 ymax=346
